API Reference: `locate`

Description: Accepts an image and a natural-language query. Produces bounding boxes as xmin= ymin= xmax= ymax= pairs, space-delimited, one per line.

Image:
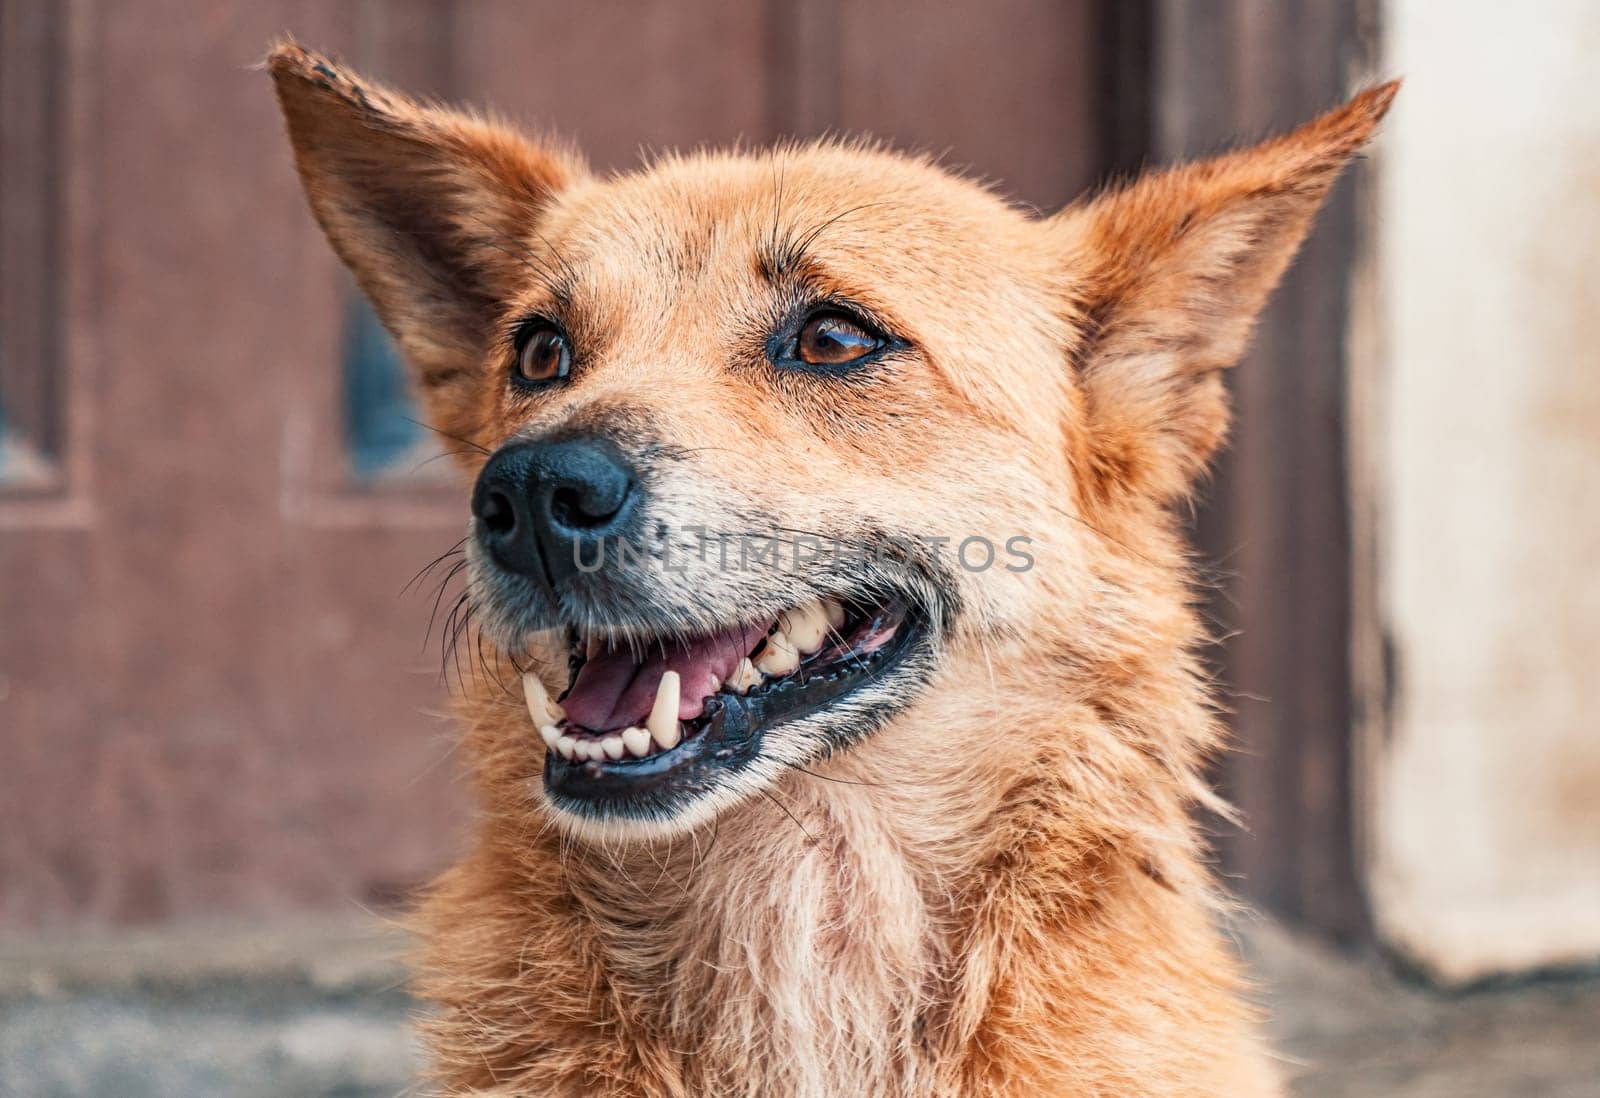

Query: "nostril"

xmin=480 ymin=489 xmax=516 ymax=536
xmin=550 ymin=482 xmax=625 ymax=530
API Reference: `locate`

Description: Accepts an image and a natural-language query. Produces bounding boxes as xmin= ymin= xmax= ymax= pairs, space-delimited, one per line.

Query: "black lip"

xmin=542 ymin=604 xmax=930 ymax=820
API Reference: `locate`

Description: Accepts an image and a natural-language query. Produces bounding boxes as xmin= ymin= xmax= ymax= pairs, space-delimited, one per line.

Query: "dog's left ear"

xmin=1052 ymin=82 xmax=1397 ymax=503
xmin=267 ymin=41 xmax=588 ymax=442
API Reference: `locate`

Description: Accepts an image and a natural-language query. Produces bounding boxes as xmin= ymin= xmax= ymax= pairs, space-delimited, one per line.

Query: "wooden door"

xmin=1154 ymin=0 xmax=1377 ymax=941
xmin=0 ymin=0 xmax=1111 ymax=930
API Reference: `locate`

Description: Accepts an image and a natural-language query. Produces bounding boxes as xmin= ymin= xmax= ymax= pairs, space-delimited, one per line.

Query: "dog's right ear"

xmin=267 ymin=42 xmax=587 ymax=440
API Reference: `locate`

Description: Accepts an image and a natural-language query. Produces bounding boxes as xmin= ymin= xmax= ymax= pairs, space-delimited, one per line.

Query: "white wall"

xmin=1367 ymin=0 xmax=1600 ymax=983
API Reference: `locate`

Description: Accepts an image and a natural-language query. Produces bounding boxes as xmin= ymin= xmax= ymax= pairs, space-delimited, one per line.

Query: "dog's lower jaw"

xmin=413 ymin=668 xmax=1283 ymax=1098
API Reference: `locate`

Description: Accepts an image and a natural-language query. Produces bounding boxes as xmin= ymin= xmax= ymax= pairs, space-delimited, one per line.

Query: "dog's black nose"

xmin=472 ymin=436 xmax=638 ymax=586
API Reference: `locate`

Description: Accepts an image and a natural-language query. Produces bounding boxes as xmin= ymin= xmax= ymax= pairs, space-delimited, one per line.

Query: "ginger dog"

xmin=269 ymin=42 xmax=1393 ymax=1096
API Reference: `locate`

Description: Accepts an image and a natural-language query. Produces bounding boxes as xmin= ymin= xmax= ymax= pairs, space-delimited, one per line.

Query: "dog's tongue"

xmin=560 ymin=620 xmax=771 ymax=732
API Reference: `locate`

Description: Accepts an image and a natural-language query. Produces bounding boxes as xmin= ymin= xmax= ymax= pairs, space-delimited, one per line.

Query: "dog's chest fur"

xmin=557 ymin=792 xmax=950 ymax=1097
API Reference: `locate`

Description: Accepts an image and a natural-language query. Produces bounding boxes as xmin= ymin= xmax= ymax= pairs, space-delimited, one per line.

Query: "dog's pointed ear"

xmin=1052 ymin=82 xmax=1397 ymax=503
xmin=267 ymin=41 xmax=587 ymax=438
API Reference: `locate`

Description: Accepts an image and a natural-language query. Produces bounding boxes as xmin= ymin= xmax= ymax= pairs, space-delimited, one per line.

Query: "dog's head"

xmin=270 ymin=44 xmax=1392 ymax=839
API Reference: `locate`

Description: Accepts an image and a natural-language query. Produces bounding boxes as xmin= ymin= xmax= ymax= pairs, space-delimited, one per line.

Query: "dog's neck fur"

xmin=416 ymin=583 xmax=1281 ymax=1097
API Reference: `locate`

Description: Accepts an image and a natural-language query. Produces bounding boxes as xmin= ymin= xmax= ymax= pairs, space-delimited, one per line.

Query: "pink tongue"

xmin=560 ymin=620 xmax=772 ymax=732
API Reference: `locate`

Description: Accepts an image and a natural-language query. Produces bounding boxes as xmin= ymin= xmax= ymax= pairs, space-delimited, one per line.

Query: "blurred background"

xmin=1 ymin=1 xmax=1596 ymax=1095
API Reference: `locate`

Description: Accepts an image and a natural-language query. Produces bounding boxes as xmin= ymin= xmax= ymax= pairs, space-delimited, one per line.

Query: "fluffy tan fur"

xmin=268 ymin=41 xmax=1394 ymax=1096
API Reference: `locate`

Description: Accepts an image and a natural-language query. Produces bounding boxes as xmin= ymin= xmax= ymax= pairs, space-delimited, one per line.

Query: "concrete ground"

xmin=0 ymin=915 xmax=1595 ymax=1097
xmin=1242 ymin=919 xmax=1600 ymax=1097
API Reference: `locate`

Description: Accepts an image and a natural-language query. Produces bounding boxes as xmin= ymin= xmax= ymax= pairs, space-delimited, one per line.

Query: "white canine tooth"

xmin=539 ymin=724 xmax=561 ymax=750
xmin=727 ymin=657 xmax=762 ymax=694
xmin=585 ymin=635 xmax=603 ymax=660
xmin=522 ymin=672 xmax=563 ymax=726
xmin=555 ymin=735 xmax=579 ymax=761
xmin=708 ymin=673 xmax=721 ymax=691
xmin=648 ymin=671 xmax=682 ymax=749
xmin=621 ymin=727 xmax=652 ymax=757
xmin=756 ymin=631 xmax=800 ymax=677
xmin=781 ymin=600 xmax=830 ymax=655
xmin=600 ymin=735 xmax=625 ymax=760
xmin=823 ymin=597 xmax=846 ymax=631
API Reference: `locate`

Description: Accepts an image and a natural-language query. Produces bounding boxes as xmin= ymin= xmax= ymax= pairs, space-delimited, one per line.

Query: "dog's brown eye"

xmin=514 ymin=324 xmax=570 ymax=385
xmin=797 ymin=312 xmax=882 ymax=368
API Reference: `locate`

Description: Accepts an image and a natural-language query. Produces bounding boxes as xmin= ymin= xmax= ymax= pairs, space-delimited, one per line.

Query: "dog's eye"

xmin=795 ymin=311 xmax=883 ymax=368
xmin=513 ymin=323 xmax=571 ymax=385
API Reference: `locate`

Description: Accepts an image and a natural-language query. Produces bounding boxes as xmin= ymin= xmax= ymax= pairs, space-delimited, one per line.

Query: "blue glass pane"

xmin=342 ymin=297 xmax=424 ymax=478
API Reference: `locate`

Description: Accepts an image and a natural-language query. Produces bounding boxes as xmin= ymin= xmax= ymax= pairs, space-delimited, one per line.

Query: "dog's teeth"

xmin=726 ymin=657 xmax=761 ymax=694
xmin=585 ymin=635 xmax=602 ymax=660
xmin=708 ymin=673 xmax=721 ymax=691
xmin=600 ymin=735 xmax=626 ymax=760
xmin=756 ymin=631 xmax=800 ymax=676
xmin=621 ymin=727 xmax=652 ymax=758
xmin=647 ymin=671 xmax=681 ymax=749
xmin=539 ymin=724 xmax=561 ymax=750
xmin=555 ymin=735 xmax=579 ymax=761
xmin=522 ymin=672 xmax=563 ymax=726
xmin=582 ymin=739 xmax=606 ymax=762
xmin=822 ymin=597 xmax=846 ymax=631
xmin=780 ymin=600 xmax=830 ymax=655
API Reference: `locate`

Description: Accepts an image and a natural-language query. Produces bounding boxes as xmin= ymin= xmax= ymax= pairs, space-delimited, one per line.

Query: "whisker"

xmin=401 ymin=415 xmax=488 ymax=455
xmin=423 ymin=559 xmax=471 ymax=653
xmin=785 ymin=202 xmax=890 ymax=270
xmin=760 ymin=787 xmax=815 ymax=843
xmin=792 ymin=765 xmax=884 ymax=788
xmin=440 ymin=589 xmax=475 ymax=691
xmin=408 ymin=448 xmax=485 ymax=473
xmin=401 ymin=536 xmax=469 ymax=598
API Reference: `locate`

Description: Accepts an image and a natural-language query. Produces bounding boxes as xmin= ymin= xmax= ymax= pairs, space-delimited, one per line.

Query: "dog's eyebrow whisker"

xmin=458 ymin=212 xmax=575 ymax=300
xmin=529 ymin=226 xmax=584 ymax=295
xmin=774 ymin=201 xmax=893 ymax=275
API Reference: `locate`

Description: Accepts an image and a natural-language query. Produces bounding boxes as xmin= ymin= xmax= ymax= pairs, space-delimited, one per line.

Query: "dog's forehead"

xmin=536 ymin=145 xmax=1042 ymax=295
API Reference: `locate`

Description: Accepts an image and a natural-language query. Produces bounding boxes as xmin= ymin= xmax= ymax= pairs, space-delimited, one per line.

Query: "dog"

xmin=269 ymin=41 xmax=1393 ymax=1096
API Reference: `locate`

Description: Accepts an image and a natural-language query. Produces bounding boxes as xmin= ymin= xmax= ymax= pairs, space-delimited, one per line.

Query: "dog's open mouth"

xmin=522 ymin=592 xmax=928 ymax=817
